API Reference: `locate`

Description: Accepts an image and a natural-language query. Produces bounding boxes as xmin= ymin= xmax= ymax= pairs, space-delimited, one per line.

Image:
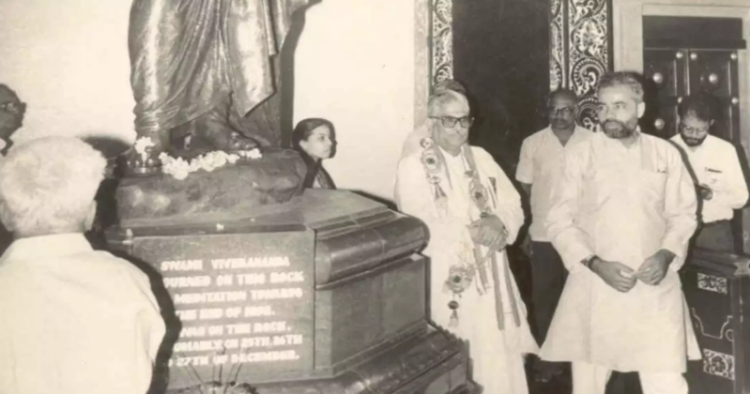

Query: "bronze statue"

xmin=126 ymin=0 xmax=310 ymax=173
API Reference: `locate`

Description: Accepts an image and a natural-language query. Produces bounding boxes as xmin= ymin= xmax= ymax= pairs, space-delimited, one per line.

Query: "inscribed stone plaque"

xmin=132 ymin=230 xmax=315 ymax=386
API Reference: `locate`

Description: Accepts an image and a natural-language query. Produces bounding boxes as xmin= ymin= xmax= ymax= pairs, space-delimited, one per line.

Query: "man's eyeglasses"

xmin=0 ymin=102 xmax=26 ymax=114
xmin=548 ymin=106 xmax=574 ymax=116
xmin=431 ymin=116 xmax=474 ymax=129
xmin=679 ymin=124 xmax=710 ymax=134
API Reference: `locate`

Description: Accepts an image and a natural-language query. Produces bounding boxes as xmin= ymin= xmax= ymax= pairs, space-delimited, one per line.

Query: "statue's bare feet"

xmin=123 ymin=135 xmax=165 ymax=176
xmin=226 ymin=131 xmax=260 ymax=152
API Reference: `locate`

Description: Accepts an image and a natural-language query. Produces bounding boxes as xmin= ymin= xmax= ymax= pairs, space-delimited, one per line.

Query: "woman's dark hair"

xmin=291 ymin=118 xmax=335 ymax=152
xmin=292 ymin=118 xmax=336 ymax=188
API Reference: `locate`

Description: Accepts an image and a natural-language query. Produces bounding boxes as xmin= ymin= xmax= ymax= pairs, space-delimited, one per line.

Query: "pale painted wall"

xmin=0 ymin=0 xmax=427 ymax=201
xmin=293 ymin=0 xmax=425 ymax=200
xmin=0 ymin=0 xmax=135 ymax=145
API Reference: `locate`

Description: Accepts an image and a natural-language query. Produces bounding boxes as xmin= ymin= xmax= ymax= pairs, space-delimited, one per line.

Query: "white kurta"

xmin=0 ymin=233 xmax=165 ymax=394
xmin=543 ymin=131 xmax=701 ymax=373
xmin=395 ymin=145 xmax=537 ymax=394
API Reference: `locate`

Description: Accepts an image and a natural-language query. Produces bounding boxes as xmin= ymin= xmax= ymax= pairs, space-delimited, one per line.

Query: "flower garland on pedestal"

xmin=132 ymin=137 xmax=263 ymax=181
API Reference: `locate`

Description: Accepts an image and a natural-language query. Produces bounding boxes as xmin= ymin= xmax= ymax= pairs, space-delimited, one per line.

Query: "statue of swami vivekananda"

xmin=126 ymin=0 xmax=310 ymax=173
xmin=115 ymin=0 xmax=314 ymax=224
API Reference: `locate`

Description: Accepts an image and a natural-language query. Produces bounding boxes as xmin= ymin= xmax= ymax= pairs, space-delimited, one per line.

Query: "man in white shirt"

xmin=395 ymin=81 xmax=537 ymax=394
xmin=670 ymin=93 xmax=748 ymax=252
xmin=543 ymin=72 xmax=700 ymax=394
xmin=0 ymin=137 xmax=165 ymax=394
xmin=516 ymin=89 xmax=591 ymax=382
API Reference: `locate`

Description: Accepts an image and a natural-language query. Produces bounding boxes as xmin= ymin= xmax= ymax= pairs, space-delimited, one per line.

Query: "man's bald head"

xmin=433 ymin=79 xmax=467 ymax=96
xmin=428 ymin=89 xmax=470 ymax=117
xmin=428 ymin=79 xmax=469 ymax=117
xmin=548 ymin=88 xmax=578 ymax=107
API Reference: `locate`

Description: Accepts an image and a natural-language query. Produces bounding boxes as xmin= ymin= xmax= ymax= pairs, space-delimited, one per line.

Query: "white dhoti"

xmin=437 ymin=254 xmax=535 ymax=394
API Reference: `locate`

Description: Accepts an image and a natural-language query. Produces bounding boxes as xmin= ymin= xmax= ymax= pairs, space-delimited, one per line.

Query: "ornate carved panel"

xmin=681 ymin=262 xmax=749 ymax=393
xmin=431 ymin=0 xmax=453 ymax=86
xmin=550 ymin=0 xmax=566 ymax=91
xmin=703 ymin=348 xmax=736 ymax=380
xmin=697 ymin=273 xmax=729 ymax=294
xmin=550 ymin=0 xmax=611 ymax=130
xmin=415 ymin=0 xmax=430 ymax=127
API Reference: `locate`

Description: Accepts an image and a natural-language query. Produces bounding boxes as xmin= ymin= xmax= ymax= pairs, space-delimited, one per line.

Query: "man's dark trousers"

xmin=530 ymin=241 xmax=568 ymax=345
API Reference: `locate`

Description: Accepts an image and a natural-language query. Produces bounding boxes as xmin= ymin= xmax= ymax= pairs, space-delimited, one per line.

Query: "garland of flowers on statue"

xmin=133 ymin=137 xmax=263 ymax=180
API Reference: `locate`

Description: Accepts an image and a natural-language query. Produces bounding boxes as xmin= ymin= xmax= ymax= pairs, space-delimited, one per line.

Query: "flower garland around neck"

xmin=418 ymin=136 xmax=500 ymax=327
xmin=419 ymin=137 xmax=450 ymax=217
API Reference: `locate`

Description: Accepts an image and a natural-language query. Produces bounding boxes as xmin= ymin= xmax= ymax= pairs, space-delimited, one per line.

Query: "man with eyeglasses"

xmin=399 ymin=79 xmax=468 ymax=159
xmin=395 ymin=80 xmax=537 ymax=394
xmin=670 ymin=93 xmax=748 ymax=252
xmin=515 ymin=88 xmax=591 ymax=384
xmin=0 ymin=85 xmax=25 ymax=155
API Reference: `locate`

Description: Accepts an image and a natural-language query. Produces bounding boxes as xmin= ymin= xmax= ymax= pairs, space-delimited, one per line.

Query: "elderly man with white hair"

xmin=395 ymin=80 xmax=537 ymax=394
xmin=0 ymin=137 xmax=165 ymax=394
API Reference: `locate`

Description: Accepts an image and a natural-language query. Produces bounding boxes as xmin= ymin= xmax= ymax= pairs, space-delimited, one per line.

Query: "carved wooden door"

xmin=642 ymin=48 xmax=686 ymax=139
xmin=643 ymin=48 xmax=744 ymax=253
xmin=689 ymin=49 xmax=741 ymax=143
xmin=642 ymin=48 xmax=740 ymax=141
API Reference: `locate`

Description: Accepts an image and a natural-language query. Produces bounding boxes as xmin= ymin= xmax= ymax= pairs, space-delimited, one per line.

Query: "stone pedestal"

xmin=115 ymin=149 xmax=307 ymax=227
xmin=681 ymin=249 xmax=750 ymax=394
xmin=106 ymin=189 xmax=476 ymax=394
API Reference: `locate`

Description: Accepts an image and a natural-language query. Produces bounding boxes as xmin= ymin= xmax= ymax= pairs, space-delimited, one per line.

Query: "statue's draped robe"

xmin=129 ymin=0 xmax=308 ymax=147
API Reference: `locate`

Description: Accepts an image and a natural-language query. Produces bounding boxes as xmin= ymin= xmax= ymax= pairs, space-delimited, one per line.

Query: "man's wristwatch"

xmin=581 ymin=255 xmax=598 ymax=271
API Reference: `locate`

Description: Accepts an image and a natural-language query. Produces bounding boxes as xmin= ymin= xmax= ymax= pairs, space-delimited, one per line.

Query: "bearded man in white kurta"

xmin=543 ymin=72 xmax=701 ymax=394
xmin=395 ymin=82 xmax=537 ymax=394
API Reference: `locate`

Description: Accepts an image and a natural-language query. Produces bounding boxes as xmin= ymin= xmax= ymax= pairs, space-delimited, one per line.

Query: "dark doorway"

xmin=452 ymin=0 xmax=551 ymax=176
